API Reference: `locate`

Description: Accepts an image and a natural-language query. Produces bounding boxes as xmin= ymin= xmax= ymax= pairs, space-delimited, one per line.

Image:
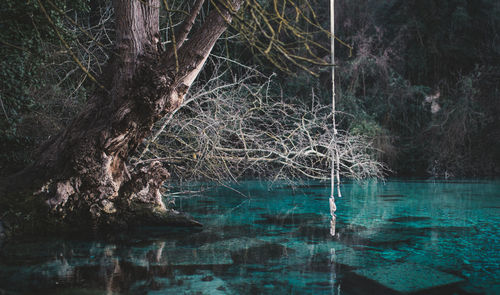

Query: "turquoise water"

xmin=0 ymin=180 xmax=499 ymax=294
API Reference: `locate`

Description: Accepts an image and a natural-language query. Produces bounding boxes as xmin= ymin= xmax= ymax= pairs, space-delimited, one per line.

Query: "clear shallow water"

xmin=0 ymin=180 xmax=499 ymax=294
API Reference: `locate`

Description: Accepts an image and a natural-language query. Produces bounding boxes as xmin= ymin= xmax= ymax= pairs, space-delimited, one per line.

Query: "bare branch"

xmin=134 ymin=56 xmax=385 ymax=182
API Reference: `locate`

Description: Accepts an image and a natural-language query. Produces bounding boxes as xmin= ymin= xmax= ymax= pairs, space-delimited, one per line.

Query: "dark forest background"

xmin=1 ymin=0 xmax=499 ymax=178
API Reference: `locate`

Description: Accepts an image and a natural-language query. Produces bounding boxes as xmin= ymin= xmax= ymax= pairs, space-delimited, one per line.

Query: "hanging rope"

xmin=329 ymin=0 xmax=341 ymax=237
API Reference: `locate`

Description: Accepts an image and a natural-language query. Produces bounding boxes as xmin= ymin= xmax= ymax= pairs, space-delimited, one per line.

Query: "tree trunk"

xmin=1 ymin=0 xmax=242 ymax=231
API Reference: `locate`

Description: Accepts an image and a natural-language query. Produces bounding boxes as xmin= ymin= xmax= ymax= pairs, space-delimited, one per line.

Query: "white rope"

xmin=329 ymin=0 xmax=341 ymax=237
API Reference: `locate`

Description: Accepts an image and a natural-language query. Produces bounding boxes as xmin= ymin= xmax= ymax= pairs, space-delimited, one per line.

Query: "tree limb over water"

xmin=135 ymin=59 xmax=383 ymax=183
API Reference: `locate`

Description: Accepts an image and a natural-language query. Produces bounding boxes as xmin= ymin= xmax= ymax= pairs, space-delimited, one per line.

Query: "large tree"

xmin=1 ymin=0 xmax=341 ymax=233
xmin=1 ymin=0 xmax=248 ymax=230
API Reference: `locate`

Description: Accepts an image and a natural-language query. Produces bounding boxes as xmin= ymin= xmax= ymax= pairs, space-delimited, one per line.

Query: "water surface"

xmin=0 ymin=180 xmax=499 ymax=294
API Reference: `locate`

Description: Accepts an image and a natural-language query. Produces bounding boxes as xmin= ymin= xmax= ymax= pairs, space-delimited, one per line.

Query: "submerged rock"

xmin=387 ymin=216 xmax=431 ymax=223
xmin=231 ymin=243 xmax=294 ymax=264
xmin=255 ymin=212 xmax=328 ymax=227
xmin=162 ymin=248 xmax=233 ymax=266
xmin=132 ymin=208 xmax=203 ymax=228
xmin=352 ymin=263 xmax=465 ymax=293
xmin=377 ymin=194 xmax=405 ymax=198
xmin=199 ymin=237 xmax=268 ymax=252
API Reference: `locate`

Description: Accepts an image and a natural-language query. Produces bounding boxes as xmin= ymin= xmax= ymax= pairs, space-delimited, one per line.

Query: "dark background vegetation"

xmin=1 ymin=0 xmax=499 ymax=178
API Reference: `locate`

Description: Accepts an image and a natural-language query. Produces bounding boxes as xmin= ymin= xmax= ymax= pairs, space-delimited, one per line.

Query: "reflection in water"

xmin=0 ymin=180 xmax=499 ymax=294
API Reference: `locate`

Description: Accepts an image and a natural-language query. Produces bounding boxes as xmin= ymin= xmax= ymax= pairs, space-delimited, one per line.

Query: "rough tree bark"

xmin=0 ymin=0 xmax=243 ymax=231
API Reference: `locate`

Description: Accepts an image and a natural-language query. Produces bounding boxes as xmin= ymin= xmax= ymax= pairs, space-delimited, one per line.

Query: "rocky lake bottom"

xmin=0 ymin=179 xmax=499 ymax=294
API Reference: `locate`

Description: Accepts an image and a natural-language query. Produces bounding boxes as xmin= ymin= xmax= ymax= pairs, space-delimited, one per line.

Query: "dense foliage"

xmin=0 ymin=0 xmax=110 ymax=174
xmin=255 ymin=0 xmax=500 ymax=177
xmin=1 ymin=0 xmax=499 ymax=177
